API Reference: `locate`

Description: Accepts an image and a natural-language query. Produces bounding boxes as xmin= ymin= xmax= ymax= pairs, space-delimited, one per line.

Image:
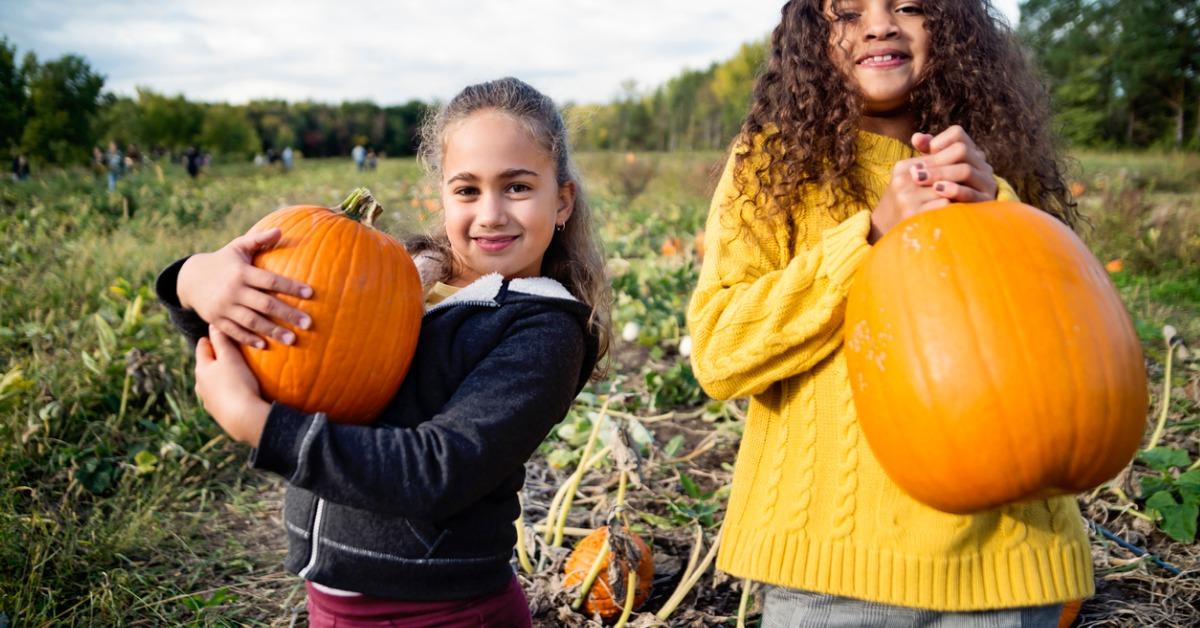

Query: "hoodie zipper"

xmin=298 ymin=497 xmax=326 ymax=578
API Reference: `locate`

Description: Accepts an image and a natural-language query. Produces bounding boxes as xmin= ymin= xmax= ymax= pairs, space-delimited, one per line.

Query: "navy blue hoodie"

xmin=157 ymin=260 xmax=599 ymax=600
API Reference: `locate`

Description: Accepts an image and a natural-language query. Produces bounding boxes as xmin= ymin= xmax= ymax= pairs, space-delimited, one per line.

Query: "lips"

xmin=473 ymin=235 xmax=518 ymax=252
xmin=856 ymin=50 xmax=910 ymax=67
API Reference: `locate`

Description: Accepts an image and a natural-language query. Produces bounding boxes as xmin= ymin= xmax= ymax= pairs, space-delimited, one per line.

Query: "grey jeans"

xmin=762 ymin=586 xmax=1063 ymax=628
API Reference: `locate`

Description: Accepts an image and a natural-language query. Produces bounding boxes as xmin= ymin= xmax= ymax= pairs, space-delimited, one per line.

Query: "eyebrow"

xmin=446 ymin=168 xmax=540 ymax=184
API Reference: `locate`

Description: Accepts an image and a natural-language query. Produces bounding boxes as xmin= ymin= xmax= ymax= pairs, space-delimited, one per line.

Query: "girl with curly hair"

xmin=687 ymin=1 xmax=1085 ymax=625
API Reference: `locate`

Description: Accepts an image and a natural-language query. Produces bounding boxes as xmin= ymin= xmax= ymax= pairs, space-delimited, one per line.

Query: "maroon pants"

xmin=304 ymin=578 xmax=532 ymax=628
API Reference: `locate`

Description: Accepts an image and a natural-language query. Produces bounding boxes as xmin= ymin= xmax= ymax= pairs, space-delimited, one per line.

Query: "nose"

xmin=863 ymin=7 xmax=899 ymax=41
xmin=476 ymin=192 xmax=509 ymax=228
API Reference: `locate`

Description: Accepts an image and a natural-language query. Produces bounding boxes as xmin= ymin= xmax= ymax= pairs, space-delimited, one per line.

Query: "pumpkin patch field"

xmin=1 ymin=151 xmax=1197 ymax=626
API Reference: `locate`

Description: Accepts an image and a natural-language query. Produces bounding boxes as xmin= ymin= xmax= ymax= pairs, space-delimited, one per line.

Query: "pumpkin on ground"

xmin=844 ymin=200 xmax=1146 ymax=514
xmin=1059 ymin=599 xmax=1083 ymax=627
xmin=564 ymin=525 xmax=654 ymax=621
xmin=243 ymin=188 xmax=423 ymax=424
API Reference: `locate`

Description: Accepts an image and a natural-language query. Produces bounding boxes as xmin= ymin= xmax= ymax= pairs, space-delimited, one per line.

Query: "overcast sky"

xmin=1 ymin=0 xmax=1020 ymax=105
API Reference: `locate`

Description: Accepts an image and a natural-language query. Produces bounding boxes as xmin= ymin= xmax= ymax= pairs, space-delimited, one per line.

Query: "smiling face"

xmin=825 ymin=0 xmax=929 ymax=115
xmin=440 ymin=109 xmax=574 ymax=287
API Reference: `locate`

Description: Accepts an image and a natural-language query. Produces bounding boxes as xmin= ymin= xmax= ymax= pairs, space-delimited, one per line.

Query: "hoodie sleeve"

xmin=154 ymin=256 xmax=209 ymax=347
xmin=249 ymin=307 xmax=587 ymax=521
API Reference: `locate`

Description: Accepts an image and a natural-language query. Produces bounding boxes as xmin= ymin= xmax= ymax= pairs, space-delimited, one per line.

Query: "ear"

xmin=556 ymin=180 xmax=576 ymax=225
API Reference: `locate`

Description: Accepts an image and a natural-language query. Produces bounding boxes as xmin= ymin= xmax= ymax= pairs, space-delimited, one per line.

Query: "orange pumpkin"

xmin=661 ymin=237 xmax=682 ymax=256
xmin=694 ymin=229 xmax=706 ymax=261
xmin=564 ymin=526 xmax=654 ymax=621
xmin=1059 ymin=599 xmax=1083 ymax=627
xmin=244 ymin=188 xmax=423 ymax=424
xmin=844 ymin=201 xmax=1146 ymax=513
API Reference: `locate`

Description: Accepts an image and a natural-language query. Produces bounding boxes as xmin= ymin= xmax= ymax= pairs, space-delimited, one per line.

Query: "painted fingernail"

xmin=917 ymin=171 xmax=928 ymax=182
xmin=914 ymin=161 xmax=926 ymax=170
xmin=255 ymin=339 xmax=266 ymax=349
xmin=281 ymin=331 xmax=296 ymax=345
xmin=299 ymin=316 xmax=312 ymax=330
xmin=300 ymin=286 xmax=313 ymax=298
xmin=935 ymin=183 xmax=946 ymax=192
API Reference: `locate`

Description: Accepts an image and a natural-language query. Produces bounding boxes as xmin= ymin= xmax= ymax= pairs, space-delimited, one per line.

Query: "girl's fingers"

xmin=196 ymin=337 xmax=215 ymax=364
xmin=242 ymin=265 xmax=313 ymax=299
xmin=928 ymin=125 xmax=978 ymax=154
xmin=913 ymin=162 xmax=973 ymax=186
xmin=214 ymin=318 xmax=267 ymax=349
xmin=918 ymin=197 xmax=952 ymax=213
xmin=932 ymin=181 xmax=992 ymax=203
xmin=230 ymin=304 xmax=297 ymax=346
xmin=911 ymin=132 xmax=934 ymax=154
xmin=237 ymin=228 xmax=283 ymax=252
xmin=208 ymin=325 xmax=238 ymax=358
xmin=240 ymin=288 xmax=312 ymax=330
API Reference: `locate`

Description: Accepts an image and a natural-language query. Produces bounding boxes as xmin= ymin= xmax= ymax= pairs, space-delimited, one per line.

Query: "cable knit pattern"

xmin=830 ymin=357 xmax=859 ymax=540
xmin=785 ymin=377 xmax=819 ymax=536
xmin=759 ymin=380 xmax=791 ymax=527
xmin=688 ymin=130 xmax=1093 ymax=611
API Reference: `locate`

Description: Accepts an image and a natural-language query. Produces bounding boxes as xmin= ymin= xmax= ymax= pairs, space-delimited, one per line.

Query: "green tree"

xmin=1020 ymin=0 xmax=1200 ymax=148
xmin=135 ymin=88 xmax=204 ymax=154
xmin=19 ymin=53 xmax=105 ymax=164
xmin=0 ymin=37 xmax=25 ymax=153
xmin=197 ymin=104 xmax=260 ymax=159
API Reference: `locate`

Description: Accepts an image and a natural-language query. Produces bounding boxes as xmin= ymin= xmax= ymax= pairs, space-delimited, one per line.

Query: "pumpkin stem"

xmin=338 ymin=187 xmax=383 ymax=227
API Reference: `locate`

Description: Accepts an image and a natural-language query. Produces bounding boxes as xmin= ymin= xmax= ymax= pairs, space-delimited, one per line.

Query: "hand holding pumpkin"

xmin=195 ymin=326 xmax=271 ymax=447
xmin=910 ymin=126 xmax=998 ymax=203
xmin=177 ymin=228 xmax=314 ymax=349
xmin=868 ymin=156 xmax=950 ymax=244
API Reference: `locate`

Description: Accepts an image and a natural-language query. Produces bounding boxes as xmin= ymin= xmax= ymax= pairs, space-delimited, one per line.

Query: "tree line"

xmin=0 ymin=37 xmax=429 ymax=167
xmin=3 ymin=3 xmax=1198 ymax=169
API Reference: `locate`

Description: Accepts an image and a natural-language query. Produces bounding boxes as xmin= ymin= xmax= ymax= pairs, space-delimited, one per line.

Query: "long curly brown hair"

xmin=737 ymin=0 xmax=1078 ymax=239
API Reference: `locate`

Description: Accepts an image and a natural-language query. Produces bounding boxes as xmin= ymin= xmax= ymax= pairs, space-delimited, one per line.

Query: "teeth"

xmin=862 ymin=54 xmax=898 ymax=64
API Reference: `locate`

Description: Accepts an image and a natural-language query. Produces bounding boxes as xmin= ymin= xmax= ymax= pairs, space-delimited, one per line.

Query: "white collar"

xmin=428 ymin=273 xmax=577 ymax=312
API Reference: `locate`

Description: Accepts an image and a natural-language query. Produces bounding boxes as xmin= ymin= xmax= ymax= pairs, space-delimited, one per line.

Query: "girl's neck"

xmin=858 ymin=110 xmax=916 ymax=145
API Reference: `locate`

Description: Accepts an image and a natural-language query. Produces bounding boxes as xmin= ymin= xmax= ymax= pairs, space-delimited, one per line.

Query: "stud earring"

xmin=555 ymin=223 xmax=565 ymax=232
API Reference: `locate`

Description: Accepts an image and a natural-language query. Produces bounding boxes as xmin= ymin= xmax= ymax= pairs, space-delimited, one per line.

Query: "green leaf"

xmin=1145 ymin=491 xmax=1198 ymax=543
xmin=679 ymin=472 xmax=713 ymax=500
xmin=1176 ymin=470 xmax=1200 ymax=502
xmin=133 ymin=450 xmax=158 ymax=475
xmin=546 ymin=448 xmax=577 ymax=471
xmin=94 ymin=313 xmax=117 ymax=361
xmin=76 ymin=458 xmax=117 ymax=495
xmin=1139 ymin=474 xmax=1173 ymax=498
xmin=663 ymin=434 xmax=685 ymax=458
xmin=1137 ymin=447 xmax=1191 ymax=472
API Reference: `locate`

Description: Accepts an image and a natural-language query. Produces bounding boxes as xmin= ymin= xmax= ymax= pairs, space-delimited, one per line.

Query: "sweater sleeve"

xmin=686 ymin=152 xmax=871 ymax=400
xmin=154 ymin=256 xmax=208 ymax=347
xmin=249 ymin=308 xmax=587 ymax=520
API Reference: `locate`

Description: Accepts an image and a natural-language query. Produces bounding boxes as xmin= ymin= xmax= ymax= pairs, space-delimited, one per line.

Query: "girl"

xmin=155 ymin=77 xmax=610 ymax=627
xmin=687 ymin=1 xmax=1087 ymax=626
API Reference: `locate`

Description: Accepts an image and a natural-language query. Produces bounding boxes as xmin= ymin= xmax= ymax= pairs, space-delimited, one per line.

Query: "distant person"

xmin=351 ymin=143 xmax=366 ymax=171
xmin=281 ymin=146 xmax=294 ymax=171
xmin=366 ymin=149 xmax=377 ymax=171
xmin=184 ymin=146 xmax=202 ymax=179
xmin=92 ymin=147 xmax=105 ymax=178
xmin=11 ymin=155 xmax=31 ymax=181
xmin=105 ymin=142 xmax=124 ymax=191
xmin=126 ymin=143 xmax=142 ymax=168
xmin=687 ymin=1 xmax=1085 ymax=626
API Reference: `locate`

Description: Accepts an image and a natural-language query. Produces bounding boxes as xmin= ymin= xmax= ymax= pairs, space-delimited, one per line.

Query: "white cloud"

xmin=0 ymin=0 xmax=1021 ymax=105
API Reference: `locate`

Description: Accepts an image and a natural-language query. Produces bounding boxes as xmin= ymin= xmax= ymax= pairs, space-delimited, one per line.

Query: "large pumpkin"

xmin=564 ymin=526 xmax=654 ymax=621
xmin=243 ymin=188 xmax=423 ymax=424
xmin=844 ymin=201 xmax=1146 ymax=514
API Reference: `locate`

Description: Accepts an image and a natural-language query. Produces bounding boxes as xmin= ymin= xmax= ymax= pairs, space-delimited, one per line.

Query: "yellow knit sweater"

xmin=687 ymin=130 xmax=1093 ymax=611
